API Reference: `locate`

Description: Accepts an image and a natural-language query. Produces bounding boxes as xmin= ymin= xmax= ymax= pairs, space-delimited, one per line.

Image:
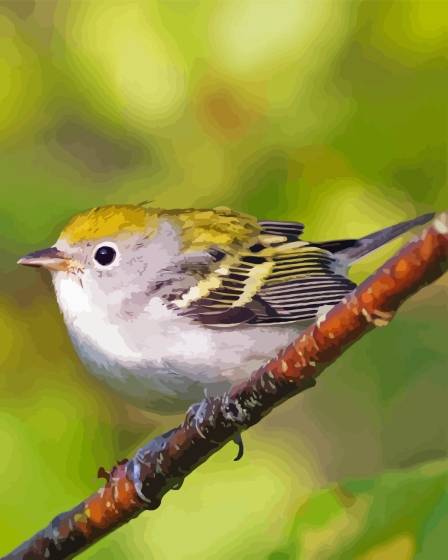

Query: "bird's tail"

xmin=321 ymin=212 xmax=435 ymax=263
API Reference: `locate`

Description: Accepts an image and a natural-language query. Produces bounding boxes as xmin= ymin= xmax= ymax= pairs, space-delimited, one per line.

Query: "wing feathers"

xmin=259 ymin=220 xmax=305 ymax=238
xmin=252 ymin=275 xmax=355 ymax=323
xmin=172 ymin=220 xmax=356 ymax=326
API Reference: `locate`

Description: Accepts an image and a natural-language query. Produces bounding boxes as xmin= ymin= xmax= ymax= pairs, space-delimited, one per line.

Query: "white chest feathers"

xmin=51 ymin=270 xmax=303 ymax=413
xmin=52 ymin=272 xmax=141 ymax=362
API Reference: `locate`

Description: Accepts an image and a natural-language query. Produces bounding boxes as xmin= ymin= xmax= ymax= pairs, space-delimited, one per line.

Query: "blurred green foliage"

xmin=0 ymin=1 xmax=447 ymax=558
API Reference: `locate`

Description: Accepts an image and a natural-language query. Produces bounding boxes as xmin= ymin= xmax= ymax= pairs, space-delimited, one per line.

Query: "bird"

xmin=18 ymin=205 xmax=434 ymax=417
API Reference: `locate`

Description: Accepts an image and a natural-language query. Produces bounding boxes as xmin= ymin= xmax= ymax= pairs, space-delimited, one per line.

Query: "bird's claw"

xmin=233 ymin=433 xmax=244 ymax=461
xmin=184 ymin=401 xmax=208 ymax=438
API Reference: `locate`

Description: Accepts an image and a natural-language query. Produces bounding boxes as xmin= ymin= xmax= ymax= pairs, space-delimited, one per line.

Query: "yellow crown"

xmin=60 ymin=204 xmax=260 ymax=252
xmin=60 ymin=205 xmax=155 ymax=244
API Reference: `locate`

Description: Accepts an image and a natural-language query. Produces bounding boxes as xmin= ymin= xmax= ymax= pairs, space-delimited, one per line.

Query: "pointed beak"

xmin=17 ymin=247 xmax=72 ymax=272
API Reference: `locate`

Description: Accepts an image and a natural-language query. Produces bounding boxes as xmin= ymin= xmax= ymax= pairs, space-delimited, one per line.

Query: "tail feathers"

xmin=326 ymin=212 xmax=435 ymax=263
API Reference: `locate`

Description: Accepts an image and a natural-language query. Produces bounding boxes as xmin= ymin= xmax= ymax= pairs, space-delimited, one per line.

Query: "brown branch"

xmin=4 ymin=213 xmax=448 ymax=560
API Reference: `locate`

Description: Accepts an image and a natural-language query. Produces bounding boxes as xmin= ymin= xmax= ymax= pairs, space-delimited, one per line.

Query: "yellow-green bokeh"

xmin=0 ymin=1 xmax=447 ymax=558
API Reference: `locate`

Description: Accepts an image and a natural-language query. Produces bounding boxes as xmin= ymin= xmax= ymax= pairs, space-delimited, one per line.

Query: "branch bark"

xmin=4 ymin=212 xmax=448 ymax=560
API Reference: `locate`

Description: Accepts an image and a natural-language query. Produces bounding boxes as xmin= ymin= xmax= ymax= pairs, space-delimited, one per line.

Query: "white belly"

xmin=53 ymin=272 xmax=305 ymax=413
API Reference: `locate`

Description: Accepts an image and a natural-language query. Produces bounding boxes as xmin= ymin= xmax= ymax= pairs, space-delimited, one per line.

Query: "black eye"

xmin=94 ymin=246 xmax=116 ymax=266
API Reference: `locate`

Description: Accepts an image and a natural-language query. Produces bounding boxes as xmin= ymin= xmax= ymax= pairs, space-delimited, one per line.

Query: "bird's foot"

xmin=184 ymin=402 xmax=244 ymax=461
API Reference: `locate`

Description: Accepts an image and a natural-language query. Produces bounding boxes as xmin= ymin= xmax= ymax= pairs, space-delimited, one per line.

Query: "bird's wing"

xmin=173 ymin=236 xmax=356 ymax=327
xmin=168 ymin=210 xmax=432 ymax=326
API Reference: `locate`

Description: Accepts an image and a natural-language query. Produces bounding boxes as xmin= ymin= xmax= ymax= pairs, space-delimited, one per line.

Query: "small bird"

xmin=18 ymin=205 xmax=434 ymax=415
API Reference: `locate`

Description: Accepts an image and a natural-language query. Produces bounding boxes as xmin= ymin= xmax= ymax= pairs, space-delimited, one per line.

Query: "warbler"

xmin=18 ymin=205 xmax=434 ymax=414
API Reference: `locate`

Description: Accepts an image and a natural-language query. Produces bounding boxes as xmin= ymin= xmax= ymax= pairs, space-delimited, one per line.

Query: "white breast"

xmin=51 ymin=271 xmax=304 ymax=413
xmin=53 ymin=272 xmax=142 ymax=363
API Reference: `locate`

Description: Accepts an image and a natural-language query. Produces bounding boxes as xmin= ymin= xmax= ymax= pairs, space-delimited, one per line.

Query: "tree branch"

xmin=4 ymin=212 xmax=448 ymax=560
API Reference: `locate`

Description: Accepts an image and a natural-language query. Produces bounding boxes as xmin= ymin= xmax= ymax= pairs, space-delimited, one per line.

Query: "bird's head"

xmin=18 ymin=204 xmax=260 ymax=315
xmin=19 ymin=205 xmax=161 ymax=290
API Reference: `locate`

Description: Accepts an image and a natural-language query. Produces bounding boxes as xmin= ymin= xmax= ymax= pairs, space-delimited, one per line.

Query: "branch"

xmin=4 ymin=213 xmax=448 ymax=560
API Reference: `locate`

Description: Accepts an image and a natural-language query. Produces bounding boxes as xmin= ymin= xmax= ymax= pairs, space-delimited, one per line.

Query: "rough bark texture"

xmin=4 ymin=213 xmax=448 ymax=560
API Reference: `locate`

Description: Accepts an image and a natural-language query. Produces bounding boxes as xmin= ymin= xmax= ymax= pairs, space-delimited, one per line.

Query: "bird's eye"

xmin=94 ymin=246 xmax=116 ymax=266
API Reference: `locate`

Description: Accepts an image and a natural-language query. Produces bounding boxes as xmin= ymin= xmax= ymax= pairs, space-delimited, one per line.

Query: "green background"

xmin=1 ymin=1 xmax=447 ymax=558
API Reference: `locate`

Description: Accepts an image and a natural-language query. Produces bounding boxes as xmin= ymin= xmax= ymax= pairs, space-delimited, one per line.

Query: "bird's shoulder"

xmin=159 ymin=206 xmax=262 ymax=254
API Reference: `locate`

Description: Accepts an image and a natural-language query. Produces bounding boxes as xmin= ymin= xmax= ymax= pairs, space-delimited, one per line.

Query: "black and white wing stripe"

xmin=259 ymin=220 xmax=305 ymax=240
xmin=250 ymin=275 xmax=355 ymax=323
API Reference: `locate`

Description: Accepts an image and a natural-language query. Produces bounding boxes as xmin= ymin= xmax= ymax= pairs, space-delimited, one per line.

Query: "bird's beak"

xmin=17 ymin=247 xmax=72 ymax=272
